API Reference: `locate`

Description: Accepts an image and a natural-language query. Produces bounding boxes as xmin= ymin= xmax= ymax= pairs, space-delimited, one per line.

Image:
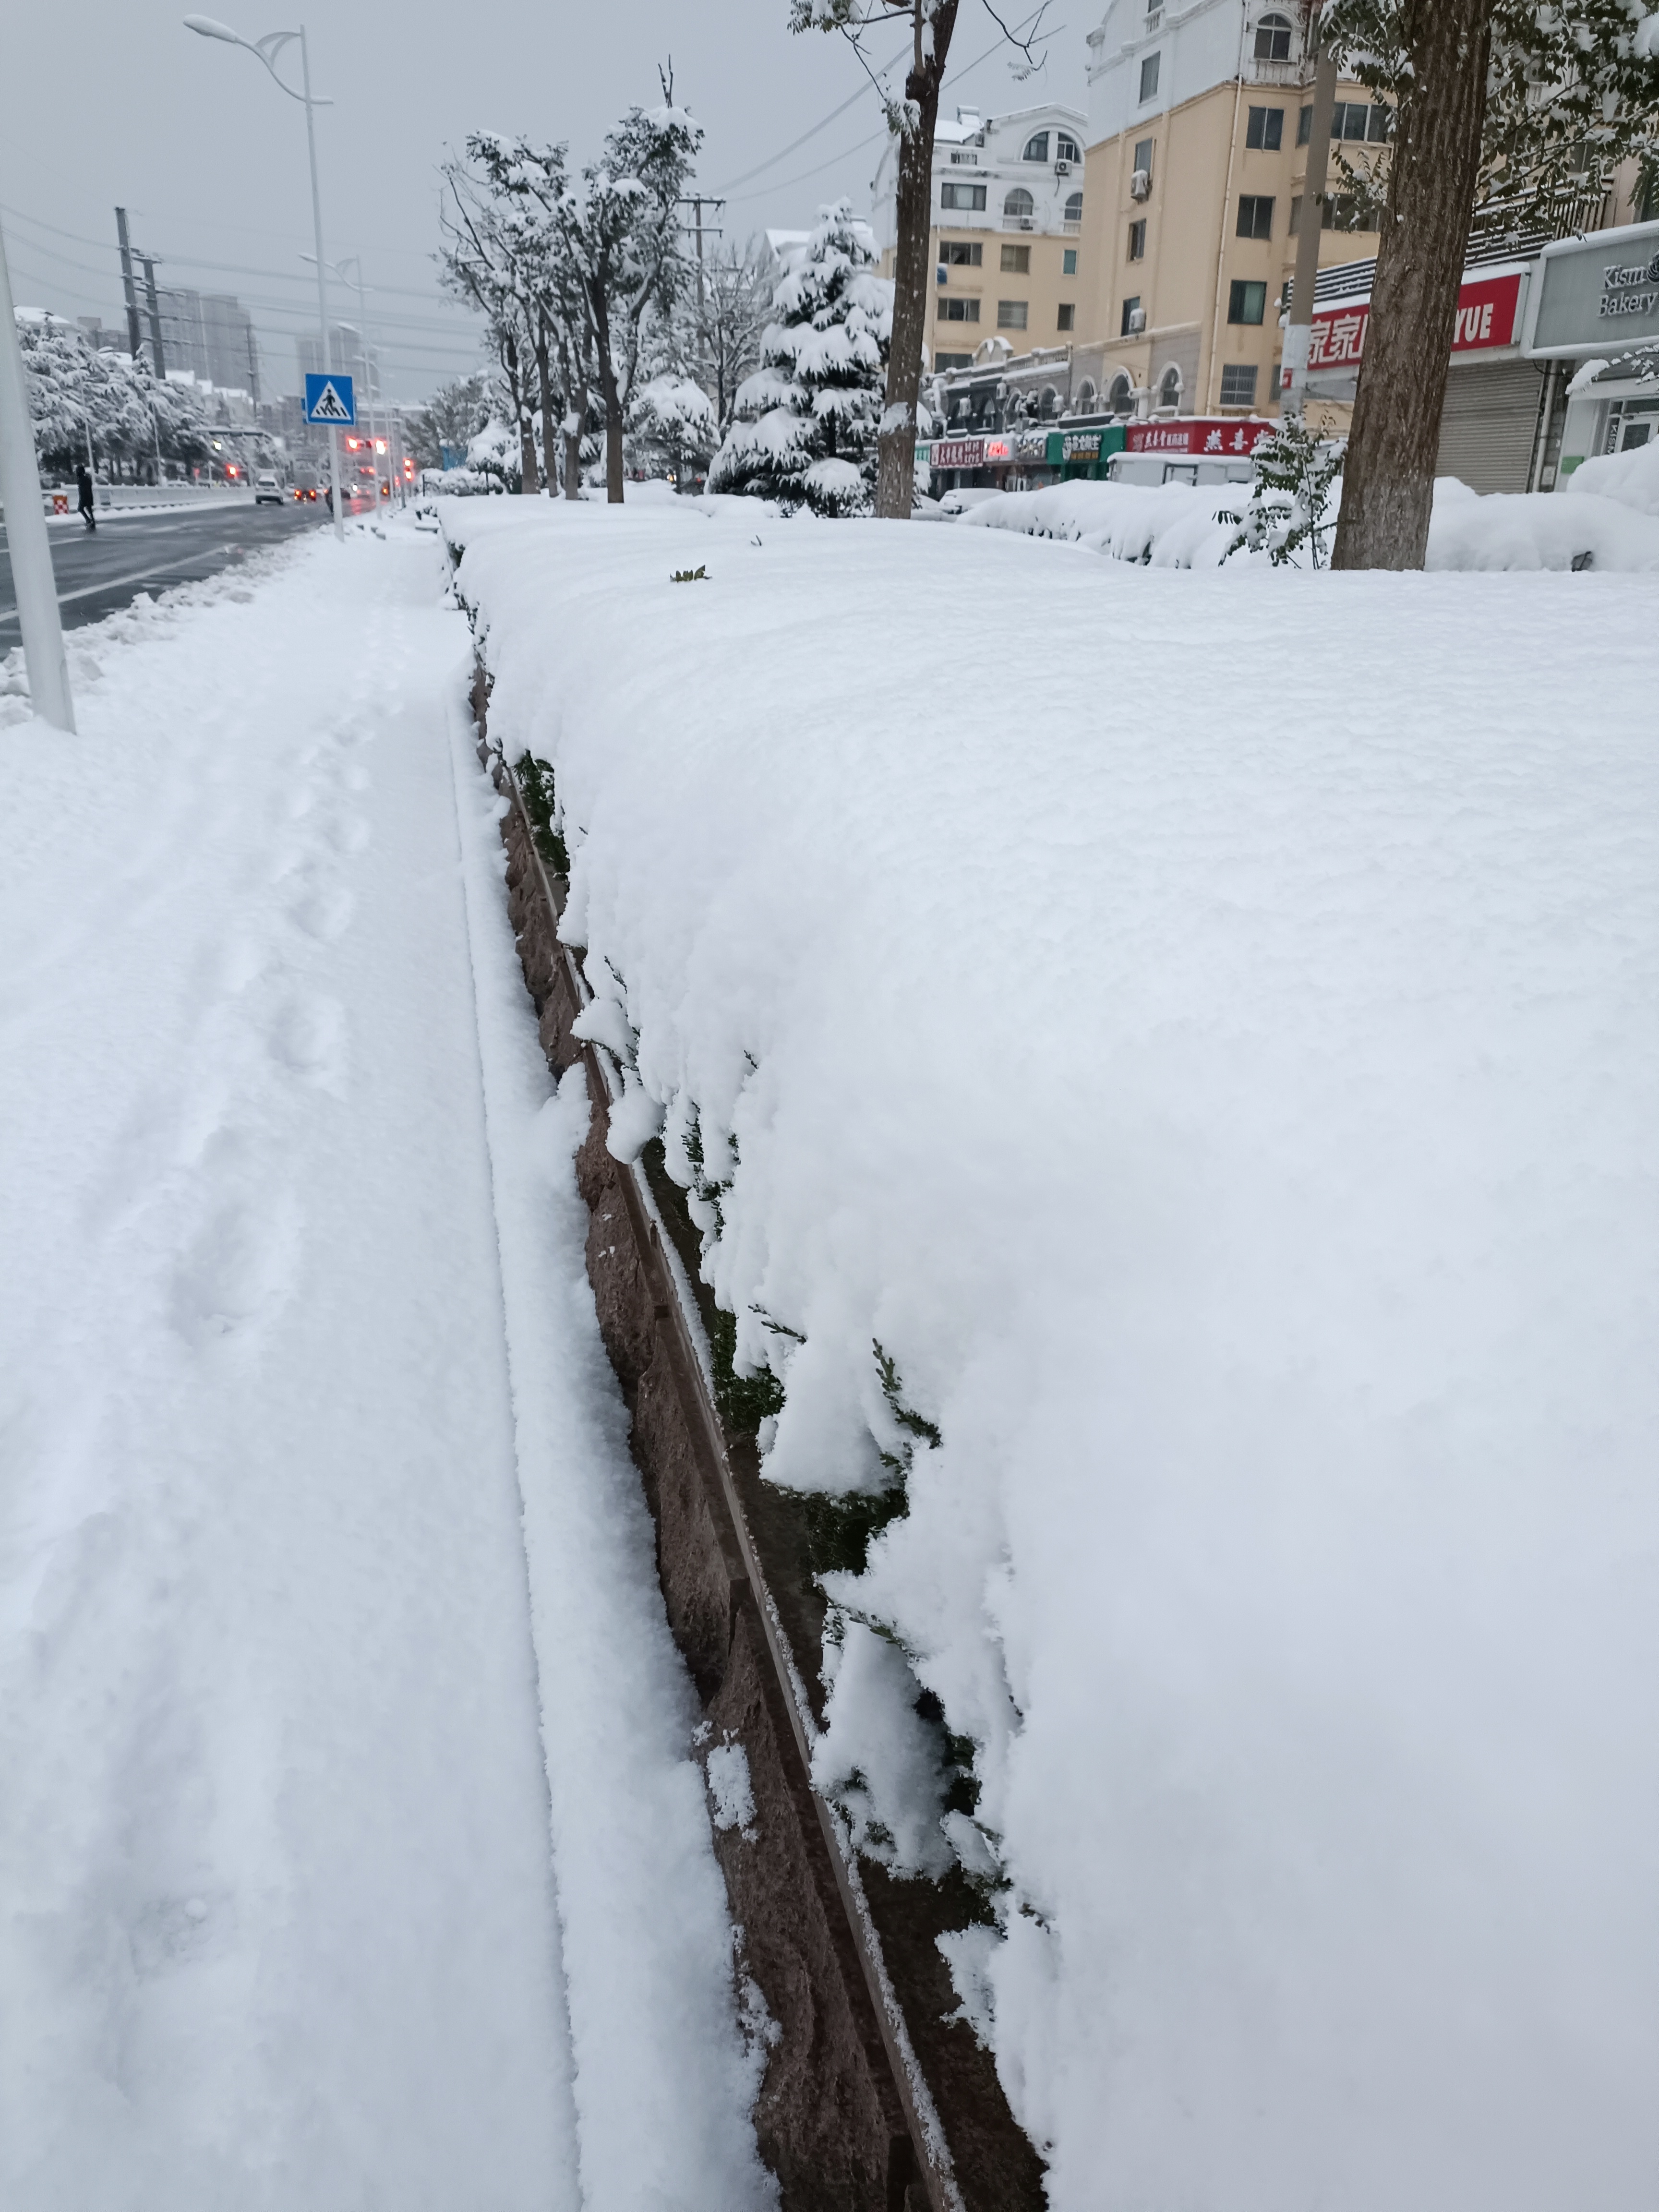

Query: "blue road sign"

xmin=304 ymin=372 xmax=357 ymax=427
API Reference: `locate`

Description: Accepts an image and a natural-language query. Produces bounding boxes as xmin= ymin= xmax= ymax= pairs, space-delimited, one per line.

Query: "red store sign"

xmin=932 ymin=435 xmax=1012 ymax=468
xmin=1126 ymin=419 xmax=1276 ymax=456
xmin=1309 ymin=269 xmax=1523 ymax=370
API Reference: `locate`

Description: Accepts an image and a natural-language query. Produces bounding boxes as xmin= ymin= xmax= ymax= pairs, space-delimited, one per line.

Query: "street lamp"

xmin=183 ymin=14 xmax=344 ymax=539
xmin=0 ymin=217 xmax=74 ymax=731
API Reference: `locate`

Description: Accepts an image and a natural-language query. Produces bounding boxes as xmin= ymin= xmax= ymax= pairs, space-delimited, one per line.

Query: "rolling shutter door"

xmin=1435 ymin=358 xmax=1544 ymax=493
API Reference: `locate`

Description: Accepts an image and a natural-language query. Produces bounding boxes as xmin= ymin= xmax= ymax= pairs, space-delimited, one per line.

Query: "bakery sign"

xmin=1309 ymin=270 xmax=1524 ymax=370
xmin=1599 ymin=246 xmax=1659 ymax=318
xmin=1526 ymin=222 xmax=1659 ymax=357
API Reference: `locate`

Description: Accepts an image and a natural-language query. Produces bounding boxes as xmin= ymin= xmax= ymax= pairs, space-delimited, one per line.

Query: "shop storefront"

xmin=925 ymin=432 xmax=1013 ymax=492
xmin=1524 ymin=221 xmax=1659 ymax=481
xmin=1107 ymin=418 xmax=1275 ymax=485
xmin=1307 ymin=263 xmax=1547 ymax=493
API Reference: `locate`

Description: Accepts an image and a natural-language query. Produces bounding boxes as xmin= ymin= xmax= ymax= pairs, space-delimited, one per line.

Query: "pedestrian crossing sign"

xmin=304 ymin=373 xmax=357 ymax=426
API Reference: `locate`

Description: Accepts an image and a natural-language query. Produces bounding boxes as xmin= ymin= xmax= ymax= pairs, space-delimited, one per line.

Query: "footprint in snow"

xmin=268 ymin=994 xmax=347 ymax=1090
xmin=169 ymin=1189 xmax=301 ymax=1346
xmin=290 ymin=886 xmax=354 ymax=942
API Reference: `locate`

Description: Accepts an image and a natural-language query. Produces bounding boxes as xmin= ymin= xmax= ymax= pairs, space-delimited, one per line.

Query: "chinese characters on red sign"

xmin=1307 ymin=271 xmax=1523 ymax=371
xmin=1126 ymin=420 xmax=1276 ymax=455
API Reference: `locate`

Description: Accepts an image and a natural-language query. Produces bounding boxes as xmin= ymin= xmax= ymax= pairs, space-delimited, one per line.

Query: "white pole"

xmin=299 ymin=25 xmax=344 ymax=539
xmin=0 ymin=220 xmax=74 ymax=732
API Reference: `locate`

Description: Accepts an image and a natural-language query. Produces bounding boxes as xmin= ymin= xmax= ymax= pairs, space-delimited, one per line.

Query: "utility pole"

xmin=115 ymin=207 xmax=144 ymax=361
xmin=140 ymin=253 xmax=167 ymax=378
xmin=678 ymin=193 xmax=724 ymax=328
xmin=0 ymin=216 xmax=74 ymax=732
xmin=1279 ymin=13 xmax=1339 ymax=423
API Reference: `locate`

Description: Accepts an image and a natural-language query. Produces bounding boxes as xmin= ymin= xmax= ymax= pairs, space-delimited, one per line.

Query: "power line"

xmin=4 ymin=237 xmax=477 ymax=343
xmin=722 ymin=130 xmax=890 ymax=210
xmin=0 ymin=202 xmax=468 ymax=309
xmin=710 ymin=6 xmax=1060 ymax=202
xmin=711 ymin=36 xmax=912 ymax=195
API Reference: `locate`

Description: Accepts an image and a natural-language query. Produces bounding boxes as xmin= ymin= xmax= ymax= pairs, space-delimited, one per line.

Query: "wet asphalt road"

xmin=0 ymin=495 xmax=384 ymax=650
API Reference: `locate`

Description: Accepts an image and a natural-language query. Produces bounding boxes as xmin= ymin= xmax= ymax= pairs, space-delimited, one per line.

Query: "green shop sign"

xmin=1045 ymin=425 xmax=1127 ymax=466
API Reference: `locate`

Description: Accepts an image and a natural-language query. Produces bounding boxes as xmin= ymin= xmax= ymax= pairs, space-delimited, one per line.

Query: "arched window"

xmin=1158 ymin=363 xmax=1182 ymax=410
xmin=1022 ymin=132 xmax=1050 ymax=162
xmin=1064 ymin=190 xmax=1084 ymax=224
xmin=1057 ymin=132 xmax=1082 ymax=163
xmin=1077 ymin=378 xmax=1097 ymax=412
xmin=1107 ymin=370 xmax=1134 ymax=414
xmin=1004 ymin=187 xmax=1035 ymax=220
xmin=1254 ymin=11 xmax=1292 ymax=59
xmin=1040 ymin=385 xmax=1059 ymax=420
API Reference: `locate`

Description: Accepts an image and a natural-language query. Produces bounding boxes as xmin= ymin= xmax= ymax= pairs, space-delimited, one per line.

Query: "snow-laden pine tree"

xmin=708 ymin=201 xmax=892 ymax=515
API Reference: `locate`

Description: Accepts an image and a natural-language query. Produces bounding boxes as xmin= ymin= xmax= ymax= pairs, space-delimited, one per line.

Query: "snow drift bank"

xmin=962 ymin=466 xmax=1659 ymax=570
xmin=445 ymin=496 xmax=1659 ymax=2212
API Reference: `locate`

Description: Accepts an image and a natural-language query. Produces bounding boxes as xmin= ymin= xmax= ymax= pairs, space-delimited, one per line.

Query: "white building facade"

xmin=873 ymin=101 xmax=1090 ymax=369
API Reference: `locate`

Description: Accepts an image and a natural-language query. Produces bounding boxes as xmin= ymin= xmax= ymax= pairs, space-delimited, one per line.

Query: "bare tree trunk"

xmin=875 ymin=0 xmax=959 ymax=521
xmin=534 ymin=318 xmax=559 ymax=496
xmin=504 ymin=330 xmax=539 ymax=495
xmin=1331 ymin=0 xmax=1494 ymax=570
xmin=599 ymin=375 xmax=624 ymax=502
xmin=590 ymin=294 xmax=625 ymax=504
xmin=565 ymin=379 xmax=587 ymax=502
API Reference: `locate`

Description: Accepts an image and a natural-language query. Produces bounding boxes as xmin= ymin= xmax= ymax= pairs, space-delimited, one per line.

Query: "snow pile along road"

xmin=447 ymin=494 xmax=1659 ymax=2212
xmin=0 ymin=529 xmax=770 ymax=2211
xmin=962 ymin=466 xmax=1659 ymax=569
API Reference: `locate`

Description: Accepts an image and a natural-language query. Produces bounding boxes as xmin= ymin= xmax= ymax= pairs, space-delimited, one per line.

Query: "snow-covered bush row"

xmin=964 ymin=467 xmax=1659 ymax=571
xmin=444 ymin=496 xmax=1658 ymax=2212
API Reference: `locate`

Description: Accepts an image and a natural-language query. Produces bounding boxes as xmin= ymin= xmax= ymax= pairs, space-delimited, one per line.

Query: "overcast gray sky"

xmin=0 ymin=1 xmax=1086 ymax=402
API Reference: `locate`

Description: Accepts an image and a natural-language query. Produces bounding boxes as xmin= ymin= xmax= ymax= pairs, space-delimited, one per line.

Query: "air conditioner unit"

xmin=1019 ymin=217 xmax=1034 ymax=230
xmin=1128 ymin=306 xmax=1146 ymax=333
xmin=1130 ymin=168 xmax=1152 ymax=200
xmin=1055 ymin=159 xmax=1072 ymax=176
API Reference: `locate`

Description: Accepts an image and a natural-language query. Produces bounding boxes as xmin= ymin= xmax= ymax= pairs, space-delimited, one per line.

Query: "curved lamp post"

xmin=183 ymin=15 xmax=344 ymax=538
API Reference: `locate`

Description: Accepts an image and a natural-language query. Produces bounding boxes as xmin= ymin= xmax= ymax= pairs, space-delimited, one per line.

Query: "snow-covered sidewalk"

xmin=0 ymin=532 xmax=769 ymax=2209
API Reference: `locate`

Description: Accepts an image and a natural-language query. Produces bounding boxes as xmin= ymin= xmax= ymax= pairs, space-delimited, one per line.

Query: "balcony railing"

xmin=1062 ymin=219 xmax=1082 ymax=234
xmin=1244 ymin=56 xmax=1310 ymax=87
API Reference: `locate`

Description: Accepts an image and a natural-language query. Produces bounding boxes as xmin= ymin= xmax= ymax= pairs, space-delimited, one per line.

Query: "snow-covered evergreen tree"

xmin=15 ymin=310 xmax=213 ymax=478
xmin=707 ymin=201 xmax=892 ymax=516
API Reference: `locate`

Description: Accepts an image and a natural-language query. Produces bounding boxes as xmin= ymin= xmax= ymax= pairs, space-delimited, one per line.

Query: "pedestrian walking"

xmin=76 ymin=465 xmax=96 ymax=532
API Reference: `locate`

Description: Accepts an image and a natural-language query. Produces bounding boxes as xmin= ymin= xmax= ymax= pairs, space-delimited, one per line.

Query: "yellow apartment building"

xmin=1075 ymin=0 xmax=1389 ymax=418
xmin=873 ymin=101 xmax=1091 ymax=371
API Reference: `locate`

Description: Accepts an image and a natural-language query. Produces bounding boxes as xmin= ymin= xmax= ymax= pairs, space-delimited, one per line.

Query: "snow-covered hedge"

xmin=963 ymin=468 xmax=1659 ymax=571
xmin=444 ymin=496 xmax=1658 ymax=2212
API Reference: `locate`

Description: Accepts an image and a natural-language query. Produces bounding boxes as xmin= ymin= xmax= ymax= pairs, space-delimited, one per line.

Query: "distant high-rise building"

xmin=77 ymin=315 xmax=133 ymax=356
xmin=155 ymin=289 xmax=261 ymax=396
